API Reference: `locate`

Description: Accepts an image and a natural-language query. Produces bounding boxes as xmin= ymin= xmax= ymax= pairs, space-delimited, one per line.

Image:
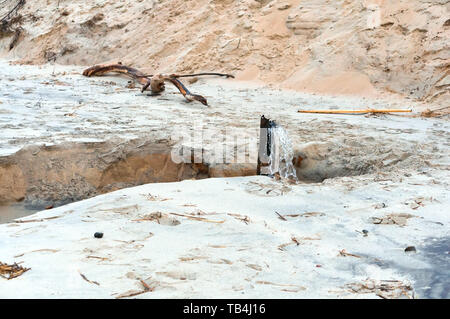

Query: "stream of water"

xmin=267 ymin=125 xmax=298 ymax=181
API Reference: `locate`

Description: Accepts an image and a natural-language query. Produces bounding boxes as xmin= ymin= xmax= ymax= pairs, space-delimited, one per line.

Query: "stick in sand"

xmin=298 ymin=109 xmax=412 ymax=114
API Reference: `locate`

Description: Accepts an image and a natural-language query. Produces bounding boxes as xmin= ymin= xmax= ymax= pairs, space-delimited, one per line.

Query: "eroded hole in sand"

xmin=0 ymin=139 xmax=257 ymax=222
xmin=259 ymin=120 xmax=415 ymax=184
xmin=0 ymin=136 xmax=419 ymax=222
xmin=292 ymin=141 xmax=414 ymax=182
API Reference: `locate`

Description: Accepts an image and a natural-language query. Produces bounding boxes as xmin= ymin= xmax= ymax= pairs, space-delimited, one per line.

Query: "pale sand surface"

xmin=0 ymin=61 xmax=448 ymax=298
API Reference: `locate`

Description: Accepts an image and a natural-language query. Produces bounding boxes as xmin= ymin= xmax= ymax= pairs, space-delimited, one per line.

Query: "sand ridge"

xmin=0 ymin=0 xmax=448 ymax=106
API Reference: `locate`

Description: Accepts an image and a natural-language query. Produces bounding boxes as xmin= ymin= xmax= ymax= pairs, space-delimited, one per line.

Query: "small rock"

xmin=362 ymin=230 xmax=369 ymax=236
xmin=404 ymin=246 xmax=416 ymax=253
xmin=94 ymin=232 xmax=104 ymax=239
xmin=374 ymin=203 xmax=386 ymax=209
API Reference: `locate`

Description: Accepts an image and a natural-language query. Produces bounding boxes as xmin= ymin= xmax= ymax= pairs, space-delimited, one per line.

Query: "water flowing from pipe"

xmin=267 ymin=125 xmax=298 ymax=181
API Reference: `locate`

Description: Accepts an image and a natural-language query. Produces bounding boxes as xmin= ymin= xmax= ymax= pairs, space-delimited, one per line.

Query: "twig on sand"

xmin=143 ymin=72 xmax=235 ymax=79
xmin=115 ymin=289 xmax=148 ymax=299
xmin=14 ymin=248 xmax=60 ymax=258
xmin=227 ymin=213 xmax=250 ymax=224
xmin=298 ymin=109 xmax=412 ymax=114
xmin=79 ymin=271 xmax=100 ymax=286
xmin=86 ymin=255 xmax=110 ymax=261
xmin=279 ymin=212 xmax=325 ymax=218
xmin=256 ymin=280 xmax=306 ymax=291
xmin=138 ymin=278 xmax=153 ymax=291
xmin=169 ymin=212 xmax=225 ymax=224
xmin=291 ymin=237 xmax=301 ymax=246
xmin=338 ymin=249 xmax=362 ymax=258
xmin=275 ymin=211 xmax=287 ymax=221
xmin=13 ymin=216 xmax=61 ymax=223
xmin=115 ymin=278 xmax=154 ymax=299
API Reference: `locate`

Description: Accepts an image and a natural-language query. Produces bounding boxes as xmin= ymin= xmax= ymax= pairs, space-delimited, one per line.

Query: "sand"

xmin=0 ymin=61 xmax=449 ymax=298
xmin=0 ymin=0 xmax=448 ymax=106
xmin=0 ymin=173 xmax=448 ymax=298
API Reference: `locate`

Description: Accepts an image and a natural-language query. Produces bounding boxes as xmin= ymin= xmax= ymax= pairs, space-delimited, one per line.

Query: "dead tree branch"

xmin=0 ymin=0 xmax=25 ymax=24
xmin=83 ymin=62 xmax=234 ymax=106
xmin=1 ymin=0 xmax=25 ymax=50
xmin=140 ymin=72 xmax=235 ymax=79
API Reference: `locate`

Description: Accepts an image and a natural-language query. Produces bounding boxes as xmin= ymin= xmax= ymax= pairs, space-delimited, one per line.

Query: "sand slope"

xmin=1 ymin=0 xmax=448 ymax=105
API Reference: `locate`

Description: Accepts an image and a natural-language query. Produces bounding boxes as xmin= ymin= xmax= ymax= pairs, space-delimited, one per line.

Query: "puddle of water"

xmin=0 ymin=203 xmax=39 ymax=224
xmin=369 ymin=237 xmax=450 ymax=299
xmin=412 ymin=237 xmax=450 ymax=299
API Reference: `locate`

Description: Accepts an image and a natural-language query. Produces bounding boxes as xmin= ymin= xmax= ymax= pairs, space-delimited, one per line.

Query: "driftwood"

xmin=338 ymin=249 xmax=362 ymax=258
xmin=83 ymin=62 xmax=235 ymax=106
xmin=79 ymin=271 xmax=100 ymax=286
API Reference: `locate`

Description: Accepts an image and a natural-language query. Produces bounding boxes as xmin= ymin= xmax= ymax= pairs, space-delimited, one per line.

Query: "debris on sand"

xmin=298 ymin=109 xmax=412 ymax=115
xmin=114 ymin=278 xmax=154 ymax=299
xmin=0 ymin=261 xmax=30 ymax=280
xmin=338 ymin=249 xmax=362 ymax=258
xmin=421 ymin=106 xmax=450 ymax=118
xmin=83 ymin=62 xmax=234 ymax=106
xmin=79 ymin=271 xmax=100 ymax=286
xmin=345 ymin=279 xmax=414 ymax=299
xmin=133 ymin=212 xmax=181 ymax=226
xmin=369 ymin=213 xmax=416 ymax=226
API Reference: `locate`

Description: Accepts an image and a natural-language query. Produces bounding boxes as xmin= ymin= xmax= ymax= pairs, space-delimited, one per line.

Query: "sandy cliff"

xmin=1 ymin=0 xmax=449 ymax=104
